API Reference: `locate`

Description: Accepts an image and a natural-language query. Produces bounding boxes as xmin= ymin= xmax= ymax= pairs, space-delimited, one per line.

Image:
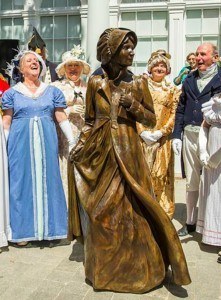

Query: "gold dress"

xmin=68 ymin=72 xmax=190 ymax=293
xmin=51 ymin=79 xmax=86 ymax=201
xmin=138 ymin=77 xmax=180 ymax=219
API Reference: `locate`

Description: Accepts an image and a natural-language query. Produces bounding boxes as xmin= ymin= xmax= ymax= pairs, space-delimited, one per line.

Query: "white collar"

xmin=13 ymin=82 xmax=49 ymax=98
xmin=198 ymin=63 xmax=217 ymax=78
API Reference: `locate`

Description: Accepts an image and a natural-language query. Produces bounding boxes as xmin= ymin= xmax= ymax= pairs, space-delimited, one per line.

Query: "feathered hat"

xmin=28 ymin=27 xmax=46 ymax=55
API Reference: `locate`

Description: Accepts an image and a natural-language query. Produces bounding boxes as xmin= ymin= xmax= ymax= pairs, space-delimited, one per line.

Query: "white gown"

xmin=51 ymin=79 xmax=86 ymax=202
xmin=0 ymin=114 xmax=11 ymax=248
xmin=197 ymin=123 xmax=221 ymax=246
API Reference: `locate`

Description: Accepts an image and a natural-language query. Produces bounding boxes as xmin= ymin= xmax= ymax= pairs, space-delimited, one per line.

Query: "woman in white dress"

xmin=0 ymin=113 xmax=11 ymax=252
xmin=197 ymin=94 xmax=221 ymax=263
xmin=51 ymin=45 xmax=91 ymax=201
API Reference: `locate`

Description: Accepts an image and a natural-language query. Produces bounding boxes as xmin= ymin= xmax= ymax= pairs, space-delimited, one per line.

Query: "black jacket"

xmin=46 ymin=60 xmax=59 ymax=82
xmin=172 ymin=67 xmax=221 ymax=139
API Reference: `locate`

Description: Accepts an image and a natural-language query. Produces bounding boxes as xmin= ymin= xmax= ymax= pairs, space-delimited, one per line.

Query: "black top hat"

xmin=28 ymin=27 xmax=46 ymax=54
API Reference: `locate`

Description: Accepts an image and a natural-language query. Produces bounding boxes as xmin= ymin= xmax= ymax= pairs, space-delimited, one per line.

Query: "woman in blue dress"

xmin=2 ymin=51 xmax=75 ymax=246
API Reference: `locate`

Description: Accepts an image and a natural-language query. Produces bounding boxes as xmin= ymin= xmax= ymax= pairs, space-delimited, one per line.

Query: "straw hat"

xmin=56 ymin=45 xmax=91 ymax=78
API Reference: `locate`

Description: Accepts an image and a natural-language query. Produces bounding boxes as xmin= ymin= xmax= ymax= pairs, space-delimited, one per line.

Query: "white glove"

xmin=172 ymin=139 xmax=182 ymax=155
xmin=140 ymin=130 xmax=162 ymax=146
xmin=150 ymin=130 xmax=163 ymax=141
xmin=213 ymin=93 xmax=221 ymax=104
xmin=202 ymin=95 xmax=221 ymax=124
xmin=140 ymin=131 xmax=155 ymax=145
xmin=59 ymin=120 xmax=77 ymax=152
xmin=66 ymin=105 xmax=85 ymax=115
xmin=72 ymin=104 xmax=85 ymax=115
xmin=4 ymin=129 xmax=9 ymax=143
xmin=201 ymin=99 xmax=214 ymax=113
xmin=198 ymin=126 xmax=210 ymax=167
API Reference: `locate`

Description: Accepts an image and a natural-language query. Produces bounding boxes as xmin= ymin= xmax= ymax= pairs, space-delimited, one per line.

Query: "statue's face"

xmin=114 ymin=37 xmax=135 ymax=67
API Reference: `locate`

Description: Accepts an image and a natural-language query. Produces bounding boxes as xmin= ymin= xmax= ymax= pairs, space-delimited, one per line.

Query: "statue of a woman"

xmin=68 ymin=28 xmax=191 ymax=293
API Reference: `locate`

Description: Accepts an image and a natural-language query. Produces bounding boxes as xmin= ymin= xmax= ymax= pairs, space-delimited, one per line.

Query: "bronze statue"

xmin=68 ymin=28 xmax=191 ymax=293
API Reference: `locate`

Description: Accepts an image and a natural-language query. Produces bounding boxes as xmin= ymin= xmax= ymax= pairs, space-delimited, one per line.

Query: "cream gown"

xmin=0 ymin=114 xmax=11 ymax=248
xmin=51 ymin=78 xmax=86 ymax=201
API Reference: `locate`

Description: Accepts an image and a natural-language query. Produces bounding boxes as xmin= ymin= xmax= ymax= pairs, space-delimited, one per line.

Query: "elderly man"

xmin=172 ymin=42 xmax=221 ymax=236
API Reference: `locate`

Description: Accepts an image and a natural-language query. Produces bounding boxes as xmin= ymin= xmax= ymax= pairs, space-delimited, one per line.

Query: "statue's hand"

xmin=119 ymin=94 xmax=133 ymax=108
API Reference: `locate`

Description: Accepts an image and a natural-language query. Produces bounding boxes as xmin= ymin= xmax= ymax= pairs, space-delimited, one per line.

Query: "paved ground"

xmin=0 ymin=179 xmax=221 ymax=300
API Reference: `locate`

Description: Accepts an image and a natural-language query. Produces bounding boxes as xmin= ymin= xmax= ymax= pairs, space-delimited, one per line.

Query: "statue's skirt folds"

xmin=68 ymin=120 xmax=191 ymax=293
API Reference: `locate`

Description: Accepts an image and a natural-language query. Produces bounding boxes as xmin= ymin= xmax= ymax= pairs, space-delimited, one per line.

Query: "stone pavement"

xmin=0 ymin=179 xmax=221 ymax=300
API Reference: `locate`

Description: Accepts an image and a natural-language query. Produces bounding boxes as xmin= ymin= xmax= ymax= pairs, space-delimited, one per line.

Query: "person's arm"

xmin=2 ymin=109 xmax=13 ymax=142
xmin=171 ymin=84 xmax=187 ymax=155
xmin=172 ymin=84 xmax=186 ymax=140
xmin=55 ymin=108 xmax=77 ymax=151
xmin=173 ymin=67 xmax=189 ymax=86
xmin=198 ymin=120 xmax=210 ymax=167
xmin=141 ymin=87 xmax=181 ymax=145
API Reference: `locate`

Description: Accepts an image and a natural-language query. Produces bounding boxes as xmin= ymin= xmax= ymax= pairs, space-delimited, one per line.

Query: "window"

xmin=40 ymin=0 xmax=80 ymax=8
xmin=121 ymin=0 xmax=166 ymax=3
xmin=0 ymin=17 xmax=24 ymax=45
xmin=186 ymin=9 xmax=221 ymax=55
xmin=121 ymin=10 xmax=168 ymax=74
xmin=40 ymin=15 xmax=81 ymax=62
xmin=0 ymin=0 xmax=23 ymax=10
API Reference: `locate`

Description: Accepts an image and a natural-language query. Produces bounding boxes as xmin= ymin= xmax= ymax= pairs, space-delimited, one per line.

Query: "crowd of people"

xmin=0 ymin=26 xmax=220 ymax=292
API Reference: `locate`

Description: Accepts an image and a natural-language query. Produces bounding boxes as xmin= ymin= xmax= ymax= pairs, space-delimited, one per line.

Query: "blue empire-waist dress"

xmin=2 ymin=85 xmax=68 ymax=242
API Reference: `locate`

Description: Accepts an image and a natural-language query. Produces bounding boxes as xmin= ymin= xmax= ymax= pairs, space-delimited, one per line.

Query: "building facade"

xmin=0 ymin=0 xmax=221 ymax=76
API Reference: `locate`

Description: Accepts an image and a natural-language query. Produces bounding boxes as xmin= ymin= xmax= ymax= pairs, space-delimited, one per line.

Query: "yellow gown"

xmin=138 ymin=77 xmax=181 ymax=219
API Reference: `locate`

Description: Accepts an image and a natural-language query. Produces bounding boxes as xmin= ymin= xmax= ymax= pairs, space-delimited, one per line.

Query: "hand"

xmin=140 ymin=130 xmax=162 ymax=145
xmin=213 ymin=94 xmax=221 ymax=105
xmin=183 ymin=68 xmax=189 ymax=75
xmin=172 ymin=139 xmax=182 ymax=155
xmin=72 ymin=104 xmax=85 ymax=115
xmin=203 ymin=109 xmax=216 ymax=124
xmin=151 ymin=130 xmax=163 ymax=141
xmin=199 ymin=151 xmax=210 ymax=168
xmin=140 ymin=130 xmax=156 ymax=145
xmin=201 ymin=100 xmax=214 ymax=114
xmin=119 ymin=94 xmax=132 ymax=108
xmin=202 ymin=99 xmax=214 ymax=111
xmin=202 ymin=98 xmax=221 ymax=124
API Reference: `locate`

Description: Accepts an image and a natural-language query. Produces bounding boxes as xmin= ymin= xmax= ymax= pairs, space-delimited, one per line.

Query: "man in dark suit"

xmin=172 ymin=42 xmax=221 ymax=236
xmin=28 ymin=27 xmax=59 ymax=83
